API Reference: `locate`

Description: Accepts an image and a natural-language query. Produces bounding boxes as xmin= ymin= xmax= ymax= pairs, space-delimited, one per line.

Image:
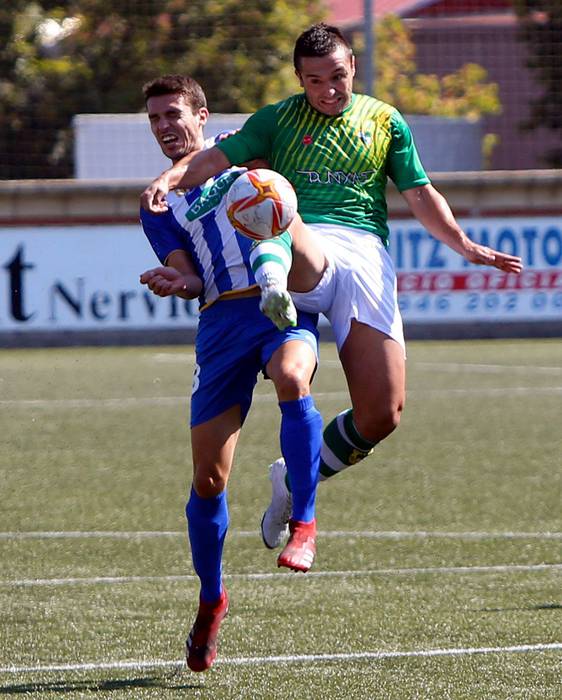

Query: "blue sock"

xmin=185 ymin=488 xmax=228 ymax=603
xmin=279 ymin=395 xmax=322 ymax=522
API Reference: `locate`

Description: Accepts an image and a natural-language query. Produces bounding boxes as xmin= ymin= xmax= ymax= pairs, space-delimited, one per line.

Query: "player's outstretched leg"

xmin=186 ymin=587 xmax=229 ymax=672
xmin=261 ymin=458 xmax=293 ymax=548
xmin=277 ymin=518 xmax=316 ymax=572
xmin=250 ymin=233 xmax=297 ymax=330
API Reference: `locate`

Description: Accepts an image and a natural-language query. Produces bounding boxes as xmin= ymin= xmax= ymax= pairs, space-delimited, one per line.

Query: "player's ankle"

xmin=261 ymin=271 xmax=287 ymax=289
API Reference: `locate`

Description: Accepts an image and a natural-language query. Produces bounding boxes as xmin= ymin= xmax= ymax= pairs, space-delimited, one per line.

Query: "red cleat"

xmin=277 ymin=518 xmax=316 ymax=572
xmin=186 ymin=588 xmax=229 ymax=672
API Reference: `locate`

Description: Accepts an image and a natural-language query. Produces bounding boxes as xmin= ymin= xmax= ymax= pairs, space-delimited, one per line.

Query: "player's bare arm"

xmin=141 ymin=147 xmax=231 ymax=213
xmin=140 ymin=249 xmax=203 ymax=299
xmin=402 ymin=184 xmax=523 ymax=274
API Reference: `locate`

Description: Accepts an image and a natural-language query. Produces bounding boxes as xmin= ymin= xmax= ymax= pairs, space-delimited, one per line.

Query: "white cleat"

xmin=261 ymin=458 xmax=292 ymax=549
xmin=260 ymin=286 xmax=297 ymax=331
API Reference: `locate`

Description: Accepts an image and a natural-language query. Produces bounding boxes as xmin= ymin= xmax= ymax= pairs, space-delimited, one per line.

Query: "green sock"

xmin=319 ymin=409 xmax=376 ymax=480
xmin=249 ymin=231 xmax=293 ymax=290
xmin=284 ymin=409 xmax=376 ymax=491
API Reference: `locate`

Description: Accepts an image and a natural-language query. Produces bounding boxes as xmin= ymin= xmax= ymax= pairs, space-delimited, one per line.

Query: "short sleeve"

xmin=216 ymin=105 xmax=277 ymax=165
xmin=140 ymin=208 xmax=186 ymax=264
xmin=386 ymin=111 xmax=431 ymax=192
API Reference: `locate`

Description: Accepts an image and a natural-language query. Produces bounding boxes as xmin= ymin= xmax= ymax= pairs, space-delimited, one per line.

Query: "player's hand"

xmin=141 ymin=173 xmax=171 ymax=213
xmin=140 ymin=266 xmax=187 ymax=297
xmin=464 ymin=242 xmax=523 ymax=274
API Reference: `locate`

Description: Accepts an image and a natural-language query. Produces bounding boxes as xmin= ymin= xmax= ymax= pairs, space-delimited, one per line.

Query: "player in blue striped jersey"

xmin=138 ymin=75 xmax=325 ymax=673
xmin=141 ymin=167 xmax=256 ymax=307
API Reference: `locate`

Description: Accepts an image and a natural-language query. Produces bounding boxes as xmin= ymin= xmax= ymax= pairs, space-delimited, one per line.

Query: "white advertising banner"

xmin=1 ymin=216 xmax=561 ymax=333
xmin=0 ymin=225 xmax=199 ymax=331
xmin=389 ymin=216 xmax=562 ymax=322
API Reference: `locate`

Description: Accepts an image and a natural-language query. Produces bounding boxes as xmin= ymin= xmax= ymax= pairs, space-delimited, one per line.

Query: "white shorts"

xmin=291 ymin=224 xmax=405 ymax=352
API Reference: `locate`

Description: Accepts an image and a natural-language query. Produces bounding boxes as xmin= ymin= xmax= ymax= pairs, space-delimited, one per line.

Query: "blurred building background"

xmin=1 ymin=1 xmax=561 ymax=179
xmin=331 ymin=0 xmax=562 ymax=170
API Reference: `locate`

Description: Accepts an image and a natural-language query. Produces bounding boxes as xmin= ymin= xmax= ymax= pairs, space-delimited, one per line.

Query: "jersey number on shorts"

xmin=192 ymin=363 xmax=201 ymax=393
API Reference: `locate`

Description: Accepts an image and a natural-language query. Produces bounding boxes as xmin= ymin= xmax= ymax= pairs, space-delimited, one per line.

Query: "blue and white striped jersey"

xmin=141 ymin=141 xmax=256 ymax=310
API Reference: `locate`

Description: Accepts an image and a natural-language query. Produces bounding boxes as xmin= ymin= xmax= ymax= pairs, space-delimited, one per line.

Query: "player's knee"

xmin=383 ymin=403 xmax=403 ymax=435
xmin=192 ymin=470 xmax=227 ymax=498
xmin=355 ymin=401 xmax=403 ymax=443
xmin=273 ymin=367 xmax=311 ymax=402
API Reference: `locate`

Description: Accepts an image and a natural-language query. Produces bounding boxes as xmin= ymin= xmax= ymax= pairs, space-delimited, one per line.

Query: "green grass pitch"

xmin=0 ymin=339 xmax=560 ymax=699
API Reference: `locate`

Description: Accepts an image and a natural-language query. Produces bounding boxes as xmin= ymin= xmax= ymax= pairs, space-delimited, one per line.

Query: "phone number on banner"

xmin=397 ymin=270 xmax=562 ymax=320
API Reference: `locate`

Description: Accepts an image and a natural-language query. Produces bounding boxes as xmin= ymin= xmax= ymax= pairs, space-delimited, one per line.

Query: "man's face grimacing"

xmin=296 ymin=45 xmax=355 ymax=117
xmin=147 ymin=93 xmax=208 ymax=162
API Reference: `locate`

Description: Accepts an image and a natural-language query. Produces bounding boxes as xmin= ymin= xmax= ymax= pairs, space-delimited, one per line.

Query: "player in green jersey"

xmin=141 ymin=23 xmax=522 ymax=553
xmin=214 ymin=92 xmax=428 ymax=246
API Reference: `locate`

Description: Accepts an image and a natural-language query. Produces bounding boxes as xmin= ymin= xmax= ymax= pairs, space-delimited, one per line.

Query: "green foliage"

xmin=482 ymin=132 xmax=500 ymax=169
xmin=368 ymin=15 xmax=501 ymax=121
xmin=167 ymin=0 xmax=322 ymax=112
xmin=0 ymin=1 xmax=325 ymax=178
xmin=513 ymin=0 xmax=562 ymax=167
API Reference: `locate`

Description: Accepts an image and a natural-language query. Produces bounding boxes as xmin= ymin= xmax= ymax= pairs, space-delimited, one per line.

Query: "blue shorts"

xmin=190 ymin=296 xmax=319 ymax=427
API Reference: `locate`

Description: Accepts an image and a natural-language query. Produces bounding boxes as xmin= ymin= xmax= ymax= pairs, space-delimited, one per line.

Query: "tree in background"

xmin=355 ymin=15 xmax=501 ymax=119
xmin=513 ymin=0 xmax=562 ymax=167
xmin=352 ymin=15 xmax=501 ymax=165
xmin=1 ymin=2 xmax=93 ymax=178
xmin=0 ymin=1 xmax=324 ymax=178
xmin=372 ymin=16 xmax=500 ymax=121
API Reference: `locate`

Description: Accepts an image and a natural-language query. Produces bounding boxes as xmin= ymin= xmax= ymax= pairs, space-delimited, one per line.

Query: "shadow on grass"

xmin=0 ymin=670 xmax=203 ymax=694
xmin=479 ymin=602 xmax=562 ymax=613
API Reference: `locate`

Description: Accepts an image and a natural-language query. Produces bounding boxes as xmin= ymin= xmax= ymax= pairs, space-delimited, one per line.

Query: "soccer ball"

xmin=225 ymin=168 xmax=298 ymax=241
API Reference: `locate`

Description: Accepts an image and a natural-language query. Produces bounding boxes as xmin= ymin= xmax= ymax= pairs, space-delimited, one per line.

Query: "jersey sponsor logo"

xmin=185 ymin=171 xmax=241 ymax=221
xmin=296 ymin=169 xmax=376 ymax=185
xmin=359 ymin=131 xmax=372 ymax=146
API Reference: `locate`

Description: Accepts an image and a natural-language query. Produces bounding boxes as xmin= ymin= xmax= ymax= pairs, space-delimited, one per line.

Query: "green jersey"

xmin=217 ymin=93 xmax=429 ymax=246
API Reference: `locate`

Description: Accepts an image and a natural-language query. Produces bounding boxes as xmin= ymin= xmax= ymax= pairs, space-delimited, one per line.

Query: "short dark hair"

xmin=293 ymin=23 xmax=352 ymax=71
xmin=142 ymin=74 xmax=207 ymax=112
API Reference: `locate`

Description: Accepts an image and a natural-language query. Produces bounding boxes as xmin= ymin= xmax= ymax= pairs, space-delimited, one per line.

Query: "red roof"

xmin=327 ymin=0 xmax=514 ymax=26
